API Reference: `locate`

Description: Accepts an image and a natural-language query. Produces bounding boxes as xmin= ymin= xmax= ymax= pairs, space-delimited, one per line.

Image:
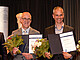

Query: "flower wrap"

xmin=33 ymin=38 xmax=53 ymax=58
xmin=77 ymin=40 xmax=80 ymax=52
xmin=3 ymin=35 xmax=24 ymax=54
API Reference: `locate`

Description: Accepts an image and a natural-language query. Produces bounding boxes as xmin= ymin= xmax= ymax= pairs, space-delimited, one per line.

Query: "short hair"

xmin=16 ymin=13 xmax=22 ymax=18
xmin=53 ymin=6 xmax=64 ymax=13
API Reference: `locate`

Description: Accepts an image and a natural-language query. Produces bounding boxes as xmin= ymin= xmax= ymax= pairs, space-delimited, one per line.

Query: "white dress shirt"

xmin=55 ymin=23 xmax=64 ymax=34
xmin=22 ymin=27 xmax=30 ymax=35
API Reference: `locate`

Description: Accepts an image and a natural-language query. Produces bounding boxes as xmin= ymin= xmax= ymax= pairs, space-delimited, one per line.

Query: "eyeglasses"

xmin=21 ymin=18 xmax=31 ymax=20
xmin=54 ymin=14 xmax=63 ymax=17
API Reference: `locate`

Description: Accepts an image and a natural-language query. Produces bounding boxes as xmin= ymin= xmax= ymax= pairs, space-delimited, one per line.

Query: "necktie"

xmin=23 ymin=30 xmax=27 ymax=35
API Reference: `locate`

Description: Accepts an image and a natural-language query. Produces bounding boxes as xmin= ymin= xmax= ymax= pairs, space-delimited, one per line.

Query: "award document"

xmin=48 ymin=31 xmax=76 ymax=54
xmin=59 ymin=31 xmax=76 ymax=52
xmin=29 ymin=34 xmax=42 ymax=53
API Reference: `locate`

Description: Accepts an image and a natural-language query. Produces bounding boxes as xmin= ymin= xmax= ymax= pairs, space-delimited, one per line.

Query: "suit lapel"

xmin=53 ymin=25 xmax=55 ymax=34
xmin=29 ymin=27 xmax=38 ymax=34
xmin=51 ymin=25 xmax=55 ymax=34
xmin=63 ymin=25 xmax=66 ymax=33
xmin=18 ymin=28 xmax=22 ymax=35
xmin=29 ymin=27 xmax=32 ymax=34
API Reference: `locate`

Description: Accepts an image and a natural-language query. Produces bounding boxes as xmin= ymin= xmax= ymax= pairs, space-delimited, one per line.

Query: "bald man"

xmin=45 ymin=6 xmax=76 ymax=60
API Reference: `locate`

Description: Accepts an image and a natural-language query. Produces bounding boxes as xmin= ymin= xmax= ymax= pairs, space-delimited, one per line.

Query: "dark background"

xmin=0 ymin=0 xmax=80 ymax=60
xmin=0 ymin=0 xmax=63 ymax=36
xmin=0 ymin=0 xmax=80 ymax=41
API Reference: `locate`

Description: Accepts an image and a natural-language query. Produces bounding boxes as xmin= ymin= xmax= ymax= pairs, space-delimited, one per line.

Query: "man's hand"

xmin=22 ymin=53 xmax=33 ymax=59
xmin=45 ymin=52 xmax=50 ymax=59
xmin=13 ymin=47 xmax=19 ymax=54
xmin=63 ymin=52 xmax=72 ymax=59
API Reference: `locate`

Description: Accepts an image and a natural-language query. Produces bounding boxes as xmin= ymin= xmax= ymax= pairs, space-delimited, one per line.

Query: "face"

xmin=52 ymin=9 xmax=64 ymax=24
xmin=21 ymin=12 xmax=31 ymax=29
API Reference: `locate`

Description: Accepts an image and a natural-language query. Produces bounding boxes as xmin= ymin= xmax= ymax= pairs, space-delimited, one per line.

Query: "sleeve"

xmin=69 ymin=29 xmax=77 ymax=60
xmin=0 ymin=33 xmax=7 ymax=60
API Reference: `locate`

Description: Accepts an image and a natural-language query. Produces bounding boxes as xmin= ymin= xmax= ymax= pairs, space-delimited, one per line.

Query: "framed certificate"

xmin=29 ymin=34 xmax=42 ymax=53
xmin=48 ymin=31 xmax=76 ymax=54
xmin=59 ymin=31 xmax=76 ymax=52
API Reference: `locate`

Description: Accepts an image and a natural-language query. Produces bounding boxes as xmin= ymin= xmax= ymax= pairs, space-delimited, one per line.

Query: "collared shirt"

xmin=22 ymin=27 xmax=30 ymax=35
xmin=55 ymin=23 xmax=64 ymax=34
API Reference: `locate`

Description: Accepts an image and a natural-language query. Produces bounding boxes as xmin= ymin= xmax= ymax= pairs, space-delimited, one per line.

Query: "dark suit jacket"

xmin=0 ymin=32 xmax=7 ymax=60
xmin=45 ymin=25 xmax=76 ymax=60
xmin=45 ymin=25 xmax=74 ymax=37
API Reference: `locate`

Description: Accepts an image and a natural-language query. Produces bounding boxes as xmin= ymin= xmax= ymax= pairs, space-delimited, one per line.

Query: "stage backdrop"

xmin=0 ymin=6 xmax=8 ymax=41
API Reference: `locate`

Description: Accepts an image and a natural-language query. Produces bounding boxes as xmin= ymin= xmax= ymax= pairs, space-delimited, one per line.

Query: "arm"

xmin=12 ymin=47 xmax=33 ymax=59
xmin=0 ymin=33 xmax=7 ymax=60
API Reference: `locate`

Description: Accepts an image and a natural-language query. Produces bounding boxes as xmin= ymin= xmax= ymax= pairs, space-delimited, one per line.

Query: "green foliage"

xmin=34 ymin=39 xmax=53 ymax=58
xmin=3 ymin=35 xmax=24 ymax=54
xmin=77 ymin=40 xmax=80 ymax=52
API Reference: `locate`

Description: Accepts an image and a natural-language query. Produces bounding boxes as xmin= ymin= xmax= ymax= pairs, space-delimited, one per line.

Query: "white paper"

xmin=29 ymin=34 xmax=42 ymax=53
xmin=60 ymin=31 xmax=76 ymax=52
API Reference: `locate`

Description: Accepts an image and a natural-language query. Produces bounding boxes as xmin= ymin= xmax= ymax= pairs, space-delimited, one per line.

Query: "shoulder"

xmin=64 ymin=25 xmax=74 ymax=30
xmin=0 ymin=32 xmax=3 ymax=35
xmin=0 ymin=32 xmax=4 ymax=40
xmin=45 ymin=25 xmax=55 ymax=31
xmin=0 ymin=32 xmax=4 ymax=36
xmin=12 ymin=28 xmax=21 ymax=34
xmin=30 ymin=27 xmax=40 ymax=34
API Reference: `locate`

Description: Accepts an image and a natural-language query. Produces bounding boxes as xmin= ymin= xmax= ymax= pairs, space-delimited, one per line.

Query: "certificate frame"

xmin=48 ymin=31 xmax=76 ymax=54
xmin=29 ymin=34 xmax=42 ymax=53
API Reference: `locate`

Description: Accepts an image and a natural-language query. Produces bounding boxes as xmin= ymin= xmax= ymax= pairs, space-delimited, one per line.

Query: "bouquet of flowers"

xmin=33 ymin=38 xmax=53 ymax=58
xmin=77 ymin=40 xmax=80 ymax=52
xmin=3 ymin=35 xmax=24 ymax=54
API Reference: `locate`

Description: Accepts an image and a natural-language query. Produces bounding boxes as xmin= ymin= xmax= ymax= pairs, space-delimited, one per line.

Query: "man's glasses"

xmin=54 ymin=14 xmax=63 ymax=17
xmin=21 ymin=18 xmax=31 ymax=20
